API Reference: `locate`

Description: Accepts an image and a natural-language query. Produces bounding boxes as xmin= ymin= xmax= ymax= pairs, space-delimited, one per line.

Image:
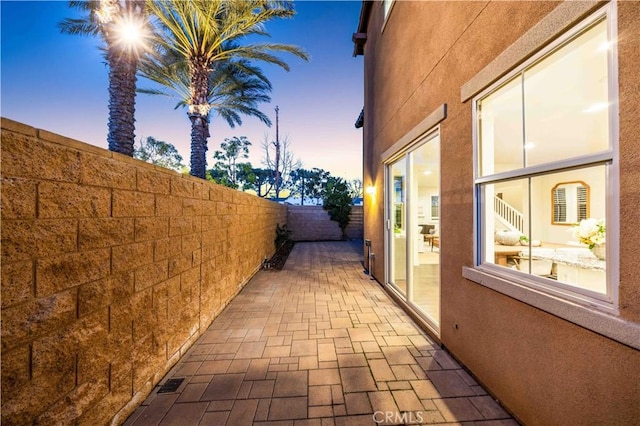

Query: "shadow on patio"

xmin=124 ymin=241 xmax=515 ymax=425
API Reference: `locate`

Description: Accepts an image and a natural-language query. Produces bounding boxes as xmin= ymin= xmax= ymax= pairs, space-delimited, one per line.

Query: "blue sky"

xmin=1 ymin=0 xmax=364 ymax=180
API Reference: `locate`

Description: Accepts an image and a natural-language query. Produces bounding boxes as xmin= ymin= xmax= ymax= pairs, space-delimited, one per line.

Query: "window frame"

xmin=381 ymin=0 xmax=395 ymax=33
xmin=471 ymin=3 xmax=619 ymax=313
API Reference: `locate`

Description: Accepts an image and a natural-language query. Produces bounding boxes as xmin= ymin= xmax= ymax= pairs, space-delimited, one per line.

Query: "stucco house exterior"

xmin=354 ymin=1 xmax=639 ymax=423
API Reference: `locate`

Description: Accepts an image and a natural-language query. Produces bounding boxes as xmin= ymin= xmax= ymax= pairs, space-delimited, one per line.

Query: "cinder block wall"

xmin=346 ymin=206 xmax=363 ymax=240
xmin=287 ymin=205 xmax=363 ymax=241
xmin=0 ymin=118 xmax=287 ymax=425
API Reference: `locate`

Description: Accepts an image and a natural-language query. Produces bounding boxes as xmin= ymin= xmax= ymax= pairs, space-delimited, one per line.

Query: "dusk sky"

xmin=1 ymin=0 xmax=364 ymax=180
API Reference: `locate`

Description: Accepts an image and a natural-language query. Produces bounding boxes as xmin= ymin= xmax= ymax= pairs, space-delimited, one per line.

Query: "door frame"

xmin=384 ymin=128 xmax=441 ymax=337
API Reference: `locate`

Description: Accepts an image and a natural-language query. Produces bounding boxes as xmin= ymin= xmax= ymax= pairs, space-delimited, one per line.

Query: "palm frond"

xmin=58 ymin=17 xmax=100 ymax=36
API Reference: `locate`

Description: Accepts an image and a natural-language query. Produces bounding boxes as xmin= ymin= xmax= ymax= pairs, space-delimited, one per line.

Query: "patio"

xmin=124 ymin=241 xmax=515 ymax=425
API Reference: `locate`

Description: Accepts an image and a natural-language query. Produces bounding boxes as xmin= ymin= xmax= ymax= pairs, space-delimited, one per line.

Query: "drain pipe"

xmin=364 ymin=239 xmax=375 ymax=279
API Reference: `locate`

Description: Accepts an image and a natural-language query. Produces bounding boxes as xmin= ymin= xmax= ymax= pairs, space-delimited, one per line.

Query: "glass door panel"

xmin=410 ymin=137 xmax=440 ymax=327
xmin=389 ymin=157 xmax=407 ymax=297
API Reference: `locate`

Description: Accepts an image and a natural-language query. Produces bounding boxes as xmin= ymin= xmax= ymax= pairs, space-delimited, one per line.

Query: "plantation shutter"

xmin=554 ymin=188 xmax=567 ymax=222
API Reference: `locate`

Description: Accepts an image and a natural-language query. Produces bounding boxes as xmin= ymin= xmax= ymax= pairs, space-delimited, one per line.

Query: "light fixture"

xmin=423 ymin=170 xmax=432 ymax=175
xmin=524 ymin=142 xmax=535 ymax=150
xmin=366 ymin=186 xmax=376 ymax=195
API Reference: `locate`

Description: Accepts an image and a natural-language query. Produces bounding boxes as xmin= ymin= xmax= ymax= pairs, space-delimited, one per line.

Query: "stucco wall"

xmin=0 ymin=118 xmax=287 ymax=425
xmin=360 ymin=1 xmax=640 ymax=423
xmin=287 ymin=205 xmax=363 ymax=241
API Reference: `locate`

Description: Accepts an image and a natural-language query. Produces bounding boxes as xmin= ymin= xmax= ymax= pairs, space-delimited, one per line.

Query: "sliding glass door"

xmin=386 ymin=132 xmax=441 ymax=333
xmin=388 ymin=157 xmax=407 ymax=297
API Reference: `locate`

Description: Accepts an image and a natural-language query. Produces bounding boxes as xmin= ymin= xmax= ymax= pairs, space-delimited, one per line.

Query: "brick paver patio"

xmin=124 ymin=241 xmax=515 ymax=425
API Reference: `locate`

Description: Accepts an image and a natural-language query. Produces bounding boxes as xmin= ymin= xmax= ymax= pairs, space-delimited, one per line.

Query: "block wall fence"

xmin=287 ymin=205 xmax=363 ymax=241
xmin=0 ymin=118 xmax=287 ymax=424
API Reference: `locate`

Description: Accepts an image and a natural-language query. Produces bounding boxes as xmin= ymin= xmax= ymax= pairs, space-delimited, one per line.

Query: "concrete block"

xmin=75 ymin=373 xmax=133 ymax=426
xmin=1 ymin=345 xmax=30 ymax=395
xmin=155 ymin=194 xmax=183 ymax=217
xmin=136 ymin=167 xmax=171 ymax=195
xmin=193 ymin=180 xmax=205 ymax=200
xmin=135 ymin=217 xmax=169 ymax=242
xmin=182 ymin=197 xmax=203 ymax=216
xmin=169 ymin=216 xmax=199 ymax=237
xmin=1 ymin=131 xmax=81 ymax=182
xmin=112 ymin=241 xmax=154 ymax=273
xmin=112 ymin=190 xmax=155 ymax=217
xmin=78 ymin=272 xmax=135 ymax=318
xmin=1 ymin=261 xmax=34 ymax=309
xmin=168 ymin=253 xmax=193 ymax=278
xmin=153 ymin=237 xmax=171 ymax=261
xmin=79 ymin=218 xmax=134 ymax=249
xmin=170 ymin=176 xmax=193 ymax=198
xmin=1 ymin=350 xmax=75 ymax=425
xmin=1 ymin=289 xmax=77 ymax=351
xmin=135 ymin=261 xmax=169 ymax=292
xmin=81 ymin=152 xmax=136 ymax=190
xmin=181 ymin=232 xmax=202 ymax=253
xmin=1 ymin=177 xmax=37 ymax=219
xmin=2 ymin=219 xmax=77 ymax=262
xmin=39 ymin=182 xmax=111 ymax=218
xmin=36 ymin=249 xmax=110 ymax=297
xmin=35 ymin=376 xmax=109 ymax=425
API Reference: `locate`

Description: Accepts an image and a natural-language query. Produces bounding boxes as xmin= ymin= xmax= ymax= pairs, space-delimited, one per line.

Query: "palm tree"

xmin=59 ymin=0 xmax=147 ymax=156
xmin=138 ymin=53 xmax=274 ymax=135
xmin=147 ymin=0 xmax=309 ymax=179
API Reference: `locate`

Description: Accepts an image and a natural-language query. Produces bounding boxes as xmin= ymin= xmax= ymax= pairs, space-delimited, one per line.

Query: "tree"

xmin=348 ymin=179 xmax=363 ymax=201
xmin=290 ymin=168 xmax=331 ymax=205
xmin=59 ymin=0 xmax=148 ymax=156
xmin=134 ymin=136 xmax=185 ymax=172
xmin=307 ymin=168 xmax=331 ymax=204
xmin=241 ymin=167 xmax=274 ymax=197
xmin=209 ymin=136 xmax=252 ymax=188
xmin=289 ymin=168 xmax=313 ymax=205
xmin=138 ymin=55 xmax=274 ymax=175
xmin=262 ymin=136 xmax=301 ymax=199
xmin=144 ymin=0 xmax=309 ymax=179
xmin=323 ymin=177 xmax=353 ymax=240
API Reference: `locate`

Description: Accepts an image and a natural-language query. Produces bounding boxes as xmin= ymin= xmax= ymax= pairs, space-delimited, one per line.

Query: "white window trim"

xmin=466 ymin=2 xmax=628 ymax=345
xmin=381 ymin=0 xmax=396 ymax=33
xmin=383 ymin=126 xmax=442 ymax=336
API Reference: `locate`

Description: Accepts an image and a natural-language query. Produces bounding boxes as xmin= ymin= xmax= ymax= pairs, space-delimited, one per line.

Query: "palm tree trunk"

xmin=106 ymin=40 xmax=138 ymax=155
xmin=188 ymin=57 xmax=211 ymax=179
xmin=189 ymin=113 xmax=209 ymax=178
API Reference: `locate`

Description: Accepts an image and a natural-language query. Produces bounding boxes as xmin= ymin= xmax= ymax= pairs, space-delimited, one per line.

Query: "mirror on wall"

xmin=551 ymin=181 xmax=589 ymax=225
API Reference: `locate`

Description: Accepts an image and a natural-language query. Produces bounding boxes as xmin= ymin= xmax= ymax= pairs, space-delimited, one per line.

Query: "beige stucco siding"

xmin=360 ymin=1 xmax=640 ymax=423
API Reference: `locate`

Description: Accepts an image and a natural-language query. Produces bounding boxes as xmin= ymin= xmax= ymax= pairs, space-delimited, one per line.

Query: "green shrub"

xmin=275 ymin=223 xmax=293 ymax=250
xmin=322 ymin=177 xmax=352 ymax=240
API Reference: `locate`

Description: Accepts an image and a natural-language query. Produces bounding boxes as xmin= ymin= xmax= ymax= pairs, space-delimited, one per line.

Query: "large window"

xmin=474 ymin=5 xmax=617 ymax=309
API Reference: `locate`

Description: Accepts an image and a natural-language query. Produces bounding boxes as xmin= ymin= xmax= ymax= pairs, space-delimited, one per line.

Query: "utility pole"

xmin=273 ymin=106 xmax=281 ymax=198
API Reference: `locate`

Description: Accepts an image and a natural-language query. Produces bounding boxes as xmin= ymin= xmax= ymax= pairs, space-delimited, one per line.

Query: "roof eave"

xmin=352 ymin=1 xmax=373 ymax=57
